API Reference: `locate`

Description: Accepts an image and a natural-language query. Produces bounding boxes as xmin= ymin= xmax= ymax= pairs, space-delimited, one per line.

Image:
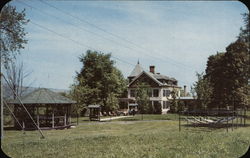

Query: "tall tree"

xmin=0 ymin=5 xmax=29 ymax=65
xmin=192 ymin=72 xmax=212 ymax=110
xmin=4 ymin=60 xmax=32 ymax=99
xmin=223 ymin=41 xmax=249 ymax=109
xmin=1 ymin=5 xmax=29 ymax=138
xmin=238 ymin=13 xmax=249 ymax=43
xmin=135 ymin=82 xmax=150 ymax=120
xmin=71 ymin=50 xmax=127 ymax=112
xmin=169 ymin=88 xmax=178 ymax=113
xmin=205 ymin=42 xmax=249 ymax=110
xmin=205 ymin=52 xmax=228 ymax=109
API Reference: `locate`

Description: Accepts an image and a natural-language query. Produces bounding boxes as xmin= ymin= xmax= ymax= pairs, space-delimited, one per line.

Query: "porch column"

xmin=64 ymin=113 xmax=67 ymax=126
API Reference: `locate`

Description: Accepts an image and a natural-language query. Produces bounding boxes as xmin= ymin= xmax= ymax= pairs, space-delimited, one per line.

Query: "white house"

xmin=127 ymin=62 xmax=181 ymax=114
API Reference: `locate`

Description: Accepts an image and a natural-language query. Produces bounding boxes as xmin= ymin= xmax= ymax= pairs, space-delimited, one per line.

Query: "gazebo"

xmin=9 ymin=88 xmax=76 ymax=130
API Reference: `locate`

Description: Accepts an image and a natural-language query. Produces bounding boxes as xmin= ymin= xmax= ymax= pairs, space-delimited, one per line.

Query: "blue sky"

xmin=7 ymin=0 xmax=248 ymax=91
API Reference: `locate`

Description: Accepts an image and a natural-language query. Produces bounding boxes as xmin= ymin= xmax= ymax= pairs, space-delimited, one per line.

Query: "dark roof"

xmin=153 ymin=73 xmax=177 ymax=81
xmin=128 ymin=63 xmax=178 ymax=86
xmin=9 ymin=88 xmax=76 ymax=104
xmin=128 ymin=70 xmax=179 ymax=87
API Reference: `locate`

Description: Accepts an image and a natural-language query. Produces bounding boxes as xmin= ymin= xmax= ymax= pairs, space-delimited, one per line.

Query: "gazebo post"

xmin=68 ymin=105 xmax=71 ymax=124
xmin=52 ymin=106 xmax=54 ymax=128
xmin=46 ymin=104 xmax=48 ymax=125
xmin=37 ymin=106 xmax=39 ymax=128
xmin=64 ymin=112 xmax=67 ymax=126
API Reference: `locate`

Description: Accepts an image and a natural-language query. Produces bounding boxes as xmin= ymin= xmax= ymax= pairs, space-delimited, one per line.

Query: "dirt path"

xmin=100 ymin=116 xmax=133 ymax=121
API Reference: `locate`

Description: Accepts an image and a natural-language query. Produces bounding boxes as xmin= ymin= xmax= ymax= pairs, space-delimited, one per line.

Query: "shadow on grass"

xmin=117 ymin=118 xmax=141 ymax=121
xmin=4 ymin=126 xmax=16 ymax=130
xmin=182 ymin=123 xmax=250 ymax=132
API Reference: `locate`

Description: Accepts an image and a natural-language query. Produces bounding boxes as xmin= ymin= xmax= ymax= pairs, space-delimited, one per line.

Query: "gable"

xmin=129 ymin=72 xmax=160 ymax=88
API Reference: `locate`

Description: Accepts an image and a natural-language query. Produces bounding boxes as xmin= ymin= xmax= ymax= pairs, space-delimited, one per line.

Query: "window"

xmin=166 ymin=90 xmax=171 ymax=97
xmin=130 ymin=90 xmax=136 ymax=97
xmin=153 ymin=89 xmax=159 ymax=97
xmin=163 ymin=90 xmax=171 ymax=97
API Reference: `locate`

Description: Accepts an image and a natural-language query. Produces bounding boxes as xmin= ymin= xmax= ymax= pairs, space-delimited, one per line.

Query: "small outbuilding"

xmin=9 ymin=88 xmax=76 ymax=130
xmin=88 ymin=104 xmax=101 ymax=121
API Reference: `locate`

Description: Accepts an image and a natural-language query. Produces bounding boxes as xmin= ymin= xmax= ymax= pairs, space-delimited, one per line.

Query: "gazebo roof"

xmin=9 ymin=88 xmax=76 ymax=104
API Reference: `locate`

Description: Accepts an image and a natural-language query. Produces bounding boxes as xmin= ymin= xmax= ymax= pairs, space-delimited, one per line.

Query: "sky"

xmin=6 ymin=0 xmax=249 ymax=91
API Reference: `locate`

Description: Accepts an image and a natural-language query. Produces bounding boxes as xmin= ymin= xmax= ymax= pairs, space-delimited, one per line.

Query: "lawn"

xmin=2 ymin=114 xmax=250 ymax=158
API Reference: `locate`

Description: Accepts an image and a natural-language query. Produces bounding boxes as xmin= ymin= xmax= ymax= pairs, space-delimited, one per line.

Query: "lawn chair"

xmin=108 ymin=111 xmax=112 ymax=116
xmin=102 ymin=111 xmax=107 ymax=116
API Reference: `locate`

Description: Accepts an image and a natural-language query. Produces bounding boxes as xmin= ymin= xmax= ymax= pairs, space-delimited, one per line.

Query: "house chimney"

xmin=184 ymin=85 xmax=187 ymax=97
xmin=149 ymin=66 xmax=155 ymax=74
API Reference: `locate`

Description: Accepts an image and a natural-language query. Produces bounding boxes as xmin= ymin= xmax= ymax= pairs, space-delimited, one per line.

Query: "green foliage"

xmin=135 ymin=82 xmax=150 ymax=114
xmin=192 ymin=72 xmax=212 ymax=110
xmin=238 ymin=13 xmax=249 ymax=43
xmin=106 ymin=92 xmax=119 ymax=111
xmin=70 ymin=50 xmax=127 ymax=112
xmin=205 ymin=52 xmax=227 ymax=108
xmin=169 ymin=89 xmax=178 ymax=113
xmin=0 ymin=5 xmax=29 ymax=64
xmin=224 ymin=41 xmax=249 ymax=109
xmin=205 ymin=41 xmax=249 ymax=109
xmin=202 ymin=13 xmax=250 ymax=110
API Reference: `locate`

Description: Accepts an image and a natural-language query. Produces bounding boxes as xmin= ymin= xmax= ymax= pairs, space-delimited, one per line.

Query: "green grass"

xmin=2 ymin=114 xmax=250 ymax=158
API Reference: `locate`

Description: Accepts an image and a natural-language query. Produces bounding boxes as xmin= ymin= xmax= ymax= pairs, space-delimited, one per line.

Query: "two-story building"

xmin=127 ymin=62 xmax=181 ymax=114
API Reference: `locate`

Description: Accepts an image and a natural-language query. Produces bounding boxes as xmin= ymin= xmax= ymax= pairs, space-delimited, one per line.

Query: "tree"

xmin=135 ymin=82 xmax=150 ymax=120
xmin=238 ymin=13 xmax=249 ymax=43
xmin=205 ymin=52 xmax=228 ymax=109
xmin=69 ymin=81 xmax=87 ymax=124
xmin=0 ymin=5 xmax=29 ymax=64
xmin=3 ymin=60 xmax=32 ymax=99
xmin=1 ymin=4 xmax=29 ymax=137
xmin=205 ymin=42 xmax=249 ymax=110
xmin=106 ymin=92 xmax=119 ymax=111
xmin=192 ymin=72 xmax=212 ymax=110
xmin=169 ymin=88 xmax=178 ymax=113
xmin=223 ymin=41 xmax=249 ymax=109
xmin=204 ymin=13 xmax=249 ymax=110
xmin=71 ymin=50 xmax=127 ymax=113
